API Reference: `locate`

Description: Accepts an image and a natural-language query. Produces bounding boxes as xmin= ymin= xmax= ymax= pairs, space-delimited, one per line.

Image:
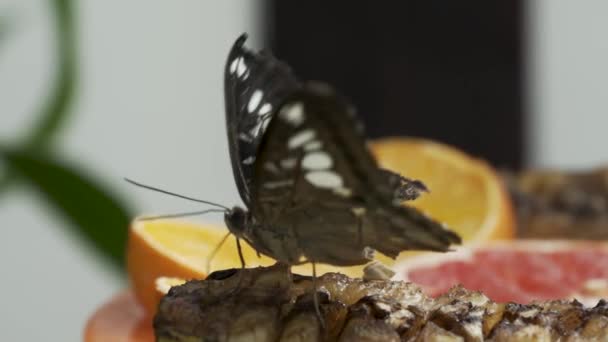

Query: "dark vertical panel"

xmin=267 ymin=1 xmax=524 ymax=169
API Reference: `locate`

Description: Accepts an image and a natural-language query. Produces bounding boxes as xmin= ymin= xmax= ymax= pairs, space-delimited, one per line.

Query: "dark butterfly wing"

xmin=251 ymin=82 xmax=461 ymax=265
xmin=224 ymin=34 xmax=300 ymax=206
xmin=379 ymin=168 xmax=429 ymax=201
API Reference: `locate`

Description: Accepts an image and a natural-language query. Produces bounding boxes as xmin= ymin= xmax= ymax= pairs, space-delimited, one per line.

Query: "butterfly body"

xmin=224 ymin=34 xmax=460 ymax=267
xmin=225 ymin=206 xmax=303 ymax=264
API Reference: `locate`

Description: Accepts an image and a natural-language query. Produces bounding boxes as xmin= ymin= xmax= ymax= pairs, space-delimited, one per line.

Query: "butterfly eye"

xmin=225 ymin=207 xmax=248 ymax=237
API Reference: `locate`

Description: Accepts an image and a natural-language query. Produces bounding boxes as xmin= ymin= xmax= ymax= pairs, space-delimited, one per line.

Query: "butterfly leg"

xmin=236 ymin=238 xmax=247 ymax=269
xmin=227 ymin=238 xmax=247 ymax=296
xmin=311 ymin=261 xmax=325 ymax=330
xmin=357 ymin=216 xmax=363 ymax=248
xmin=205 ymin=232 xmax=231 ymax=274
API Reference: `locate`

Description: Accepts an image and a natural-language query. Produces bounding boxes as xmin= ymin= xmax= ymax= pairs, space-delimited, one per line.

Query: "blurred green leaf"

xmin=1 ymin=146 xmax=131 ymax=269
xmin=27 ymin=0 xmax=76 ymax=150
xmin=0 ymin=0 xmax=77 ymax=194
xmin=0 ymin=0 xmax=131 ymax=271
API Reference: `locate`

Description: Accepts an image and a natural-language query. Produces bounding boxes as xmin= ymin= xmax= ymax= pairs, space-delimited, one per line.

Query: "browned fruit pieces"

xmin=506 ymin=167 xmax=608 ymax=240
xmin=154 ymin=263 xmax=608 ymax=341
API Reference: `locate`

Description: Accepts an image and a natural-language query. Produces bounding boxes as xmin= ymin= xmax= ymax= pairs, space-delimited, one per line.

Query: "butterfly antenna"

xmin=206 ymin=232 xmax=231 ymax=274
xmin=124 ymin=178 xmax=230 ymax=211
xmin=138 ymin=209 xmax=226 ymax=221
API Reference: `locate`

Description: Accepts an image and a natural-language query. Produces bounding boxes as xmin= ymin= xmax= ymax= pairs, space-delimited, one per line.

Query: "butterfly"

xmin=222 ymin=33 xmax=461 ymax=268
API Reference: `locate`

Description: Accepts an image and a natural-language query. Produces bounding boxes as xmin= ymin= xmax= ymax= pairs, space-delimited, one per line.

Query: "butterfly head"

xmin=224 ymin=206 xmax=251 ymax=238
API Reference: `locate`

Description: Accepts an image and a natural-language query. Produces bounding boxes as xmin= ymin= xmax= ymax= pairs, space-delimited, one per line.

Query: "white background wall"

xmin=1 ymin=1 xmax=608 ymax=341
xmin=528 ymin=0 xmax=608 ymax=168
xmin=0 ymin=1 xmax=259 ymax=340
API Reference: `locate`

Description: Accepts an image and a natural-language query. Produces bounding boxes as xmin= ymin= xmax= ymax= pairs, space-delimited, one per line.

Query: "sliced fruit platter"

xmin=85 ymin=138 xmax=608 ymax=341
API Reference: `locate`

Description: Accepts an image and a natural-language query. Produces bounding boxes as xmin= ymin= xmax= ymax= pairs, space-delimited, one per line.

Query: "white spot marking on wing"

xmin=229 ymin=57 xmax=240 ymax=74
xmin=261 ymin=117 xmax=270 ymax=131
xmin=279 ymin=102 xmax=305 ymax=126
xmin=263 ymin=162 xmax=280 ymax=174
xmin=242 ymin=156 xmax=255 ymax=165
xmin=333 ymin=187 xmax=353 ymax=197
xmin=288 ymin=129 xmax=316 ymax=150
xmin=249 ymin=123 xmax=261 ymax=136
xmin=352 ymin=207 xmax=366 ymax=216
xmin=238 ymin=133 xmax=253 ymax=143
xmin=280 ymin=157 xmax=297 ymax=169
xmin=236 ymin=58 xmax=247 ymax=77
xmin=302 ymin=151 xmax=332 ymax=170
xmin=303 ymin=140 xmax=322 ymax=151
xmin=263 ymin=179 xmax=294 ymax=189
xmin=247 ymin=90 xmax=263 ymax=113
xmin=258 ymin=103 xmax=272 ymax=116
xmin=249 ymin=118 xmax=269 ymax=136
xmin=305 ymin=170 xmax=343 ymax=189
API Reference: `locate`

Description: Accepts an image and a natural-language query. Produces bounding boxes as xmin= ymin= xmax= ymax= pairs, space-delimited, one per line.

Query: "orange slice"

xmin=370 ymin=137 xmax=515 ymax=247
xmin=127 ymin=220 xmax=211 ymax=315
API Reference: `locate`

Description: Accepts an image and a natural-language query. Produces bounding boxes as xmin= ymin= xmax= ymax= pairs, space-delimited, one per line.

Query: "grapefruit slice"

xmin=83 ymin=291 xmax=153 ymax=342
xmin=393 ymin=240 xmax=608 ymax=305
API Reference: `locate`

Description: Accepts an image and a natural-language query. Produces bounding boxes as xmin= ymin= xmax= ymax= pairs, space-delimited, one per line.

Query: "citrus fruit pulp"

xmin=394 ymin=240 xmax=608 ymax=304
xmin=370 ymin=137 xmax=515 ymax=245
